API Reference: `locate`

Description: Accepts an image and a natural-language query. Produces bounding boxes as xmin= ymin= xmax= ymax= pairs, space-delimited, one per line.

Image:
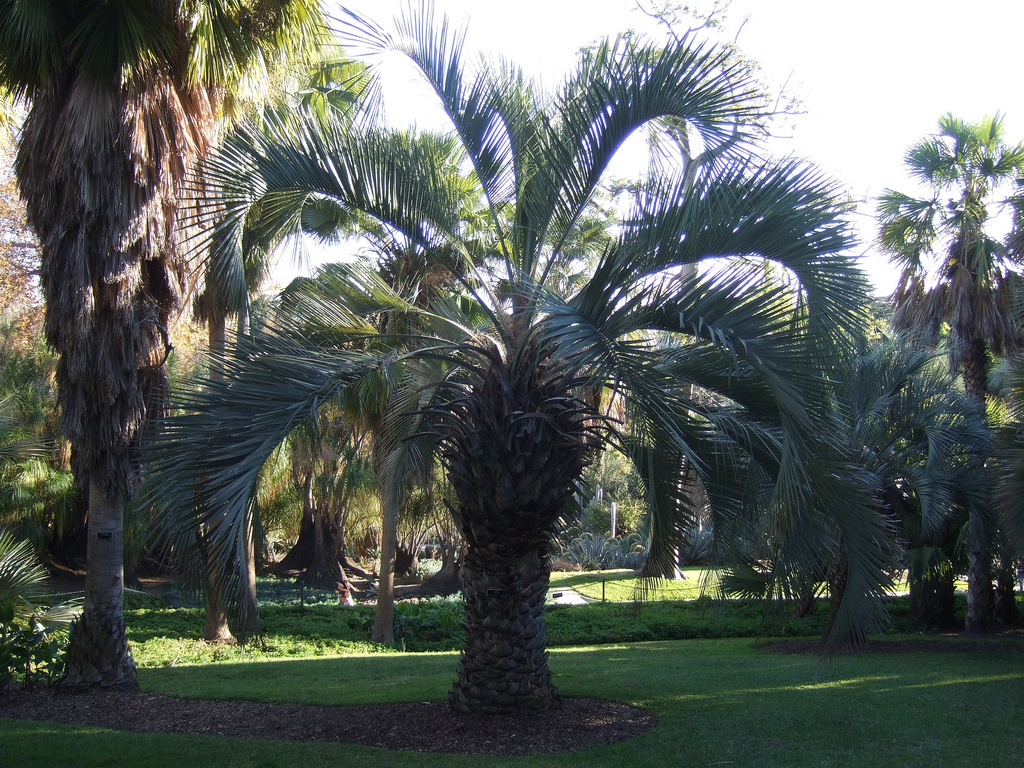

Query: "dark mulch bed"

xmin=0 ymin=689 xmax=656 ymax=755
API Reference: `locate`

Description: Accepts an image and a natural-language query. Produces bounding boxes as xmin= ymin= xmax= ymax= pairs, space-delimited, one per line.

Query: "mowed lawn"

xmin=3 ymin=636 xmax=1023 ymax=768
xmin=550 ymin=568 xmax=718 ymax=600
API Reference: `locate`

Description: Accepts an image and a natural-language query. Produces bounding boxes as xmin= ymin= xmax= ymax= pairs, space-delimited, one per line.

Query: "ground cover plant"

xmin=112 ymin=573 xmax=1014 ymax=666
xmin=3 ymin=636 xmax=1023 ymax=767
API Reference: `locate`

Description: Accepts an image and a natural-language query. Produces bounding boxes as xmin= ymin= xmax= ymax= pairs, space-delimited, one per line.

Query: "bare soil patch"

xmin=0 ymin=689 xmax=656 ymax=755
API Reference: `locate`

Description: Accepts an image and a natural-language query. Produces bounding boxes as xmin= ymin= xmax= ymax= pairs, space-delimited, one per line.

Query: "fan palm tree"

xmin=878 ymin=113 xmax=1024 ymax=632
xmin=829 ymin=336 xmax=984 ymax=628
xmin=721 ymin=334 xmax=986 ymax=632
xmin=149 ymin=5 xmax=877 ymax=714
xmin=0 ymin=0 xmax=328 ymax=687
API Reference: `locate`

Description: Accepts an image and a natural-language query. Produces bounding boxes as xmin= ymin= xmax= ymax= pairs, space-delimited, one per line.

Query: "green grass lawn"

xmin=550 ymin=567 xmax=718 ymax=600
xmin=4 ymin=637 xmax=1023 ymax=767
xmin=8 ymin=572 xmax=1018 ymax=766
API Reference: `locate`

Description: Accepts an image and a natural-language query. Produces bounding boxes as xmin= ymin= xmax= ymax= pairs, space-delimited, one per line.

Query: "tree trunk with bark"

xmin=994 ymin=551 xmax=1019 ymax=625
xmin=450 ymin=541 xmax=555 ymax=714
xmin=371 ymin=480 xmax=399 ymax=644
xmin=963 ymin=337 xmax=993 ymax=634
xmin=201 ymin=316 xmax=235 ymax=644
xmin=63 ymin=481 xmax=138 ymax=689
xmin=278 ymin=505 xmax=316 ymax=573
xmin=202 ymin=543 xmax=234 ymax=643
xmin=442 ymin=352 xmax=591 ymax=714
xmin=234 ymin=509 xmax=261 ymax=640
xmin=825 ymin=541 xmax=850 ymax=643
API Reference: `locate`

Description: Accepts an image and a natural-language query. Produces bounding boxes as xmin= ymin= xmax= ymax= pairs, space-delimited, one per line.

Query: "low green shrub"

xmin=0 ymin=602 xmax=68 ymax=687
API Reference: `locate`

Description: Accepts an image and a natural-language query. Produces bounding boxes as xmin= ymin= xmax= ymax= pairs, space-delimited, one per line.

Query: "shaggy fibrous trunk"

xmin=441 ymin=348 xmax=592 ymax=714
xmin=63 ymin=482 xmax=138 ymax=688
xmin=19 ymin=73 xmax=203 ymax=688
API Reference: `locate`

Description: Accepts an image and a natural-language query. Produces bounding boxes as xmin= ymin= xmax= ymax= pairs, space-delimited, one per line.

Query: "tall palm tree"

xmin=0 ymin=0 xmax=328 ymax=688
xmin=878 ymin=113 xmax=1024 ymax=632
xmin=149 ymin=5 xmax=876 ymax=714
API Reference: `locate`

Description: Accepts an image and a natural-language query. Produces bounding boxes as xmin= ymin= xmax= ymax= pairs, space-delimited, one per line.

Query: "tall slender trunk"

xmin=201 ymin=315 xmax=235 ymax=643
xmin=233 ymin=307 xmax=260 ymax=636
xmin=963 ymin=337 xmax=992 ymax=634
xmin=234 ymin=508 xmax=261 ymax=640
xmin=202 ymin=542 xmax=234 ymax=643
xmin=63 ymin=481 xmax=138 ymax=689
xmin=371 ymin=478 xmax=398 ymax=644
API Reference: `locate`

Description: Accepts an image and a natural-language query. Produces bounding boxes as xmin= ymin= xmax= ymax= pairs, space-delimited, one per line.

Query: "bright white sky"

xmin=301 ymin=0 xmax=1024 ymax=296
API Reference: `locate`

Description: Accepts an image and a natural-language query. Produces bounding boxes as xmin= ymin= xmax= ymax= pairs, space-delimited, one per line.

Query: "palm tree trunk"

xmin=994 ymin=551 xmax=1019 ymax=625
xmin=449 ymin=542 xmax=557 ymax=714
xmin=63 ymin=481 xmax=138 ymax=689
xmin=201 ymin=315 xmax=235 ymax=643
xmin=371 ymin=481 xmax=398 ymax=644
xmin=234 ymin=508 xmax=261 ymax=640
xmin=232 ymin=309 xmax=261 ymax=636
xmin=963 ymin=337 xmax=993 ymax=634
xmin=202 ymin=542 xmax=234 ymax=643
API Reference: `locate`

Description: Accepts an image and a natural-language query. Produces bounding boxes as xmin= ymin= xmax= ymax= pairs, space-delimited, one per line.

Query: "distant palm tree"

xmin=878 ymin=113 xmax=1024 ymax=632
xmin=149 ymin=6 xmax=876 ymax=714
xmin=833 ymin=337 xmax=985 ymax=629
xmin=0 ymin=0 xmax=328 ymax=688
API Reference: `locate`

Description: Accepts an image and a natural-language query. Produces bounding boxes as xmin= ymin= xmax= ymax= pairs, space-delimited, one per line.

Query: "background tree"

xmin=0 ymin=0 xmax=328 ymax=688
xmin=878 ymin=113 xmax=1024 ymax=633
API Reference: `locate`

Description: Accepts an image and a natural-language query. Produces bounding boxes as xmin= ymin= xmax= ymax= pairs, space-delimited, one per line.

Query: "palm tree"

xmin=990 ymin=358 xmax=1024 ymax=624
xmin=827 ymin=336 xmax=984 ymax=629
xmin=149 ymin=5 xmax=875 ymax=714
xmin=878 ymin=113 xmax=1024 ymax=632
xmin=0 ymin=0 xmax=328 ymax=688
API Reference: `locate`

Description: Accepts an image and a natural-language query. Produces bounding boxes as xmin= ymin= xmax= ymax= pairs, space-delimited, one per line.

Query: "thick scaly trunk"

xmin=301 ymin=507 xmax=343 ymax=589
xmin=963 ymin=337 xmax=992 ymax=634
xmin=278 ymin=504 xmax=316 ymax=573
xmin=442 ymin=349 xmax=591 ymax=714
xmin=450 ymin=542 xmax=556 ymax=714
xmin=63 ymin=481 xmax=138 ymax=689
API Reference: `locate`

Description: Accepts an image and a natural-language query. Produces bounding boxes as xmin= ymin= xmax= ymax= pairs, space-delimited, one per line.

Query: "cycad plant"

xmin=149 ymin=6 xmax=877 ymax=714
